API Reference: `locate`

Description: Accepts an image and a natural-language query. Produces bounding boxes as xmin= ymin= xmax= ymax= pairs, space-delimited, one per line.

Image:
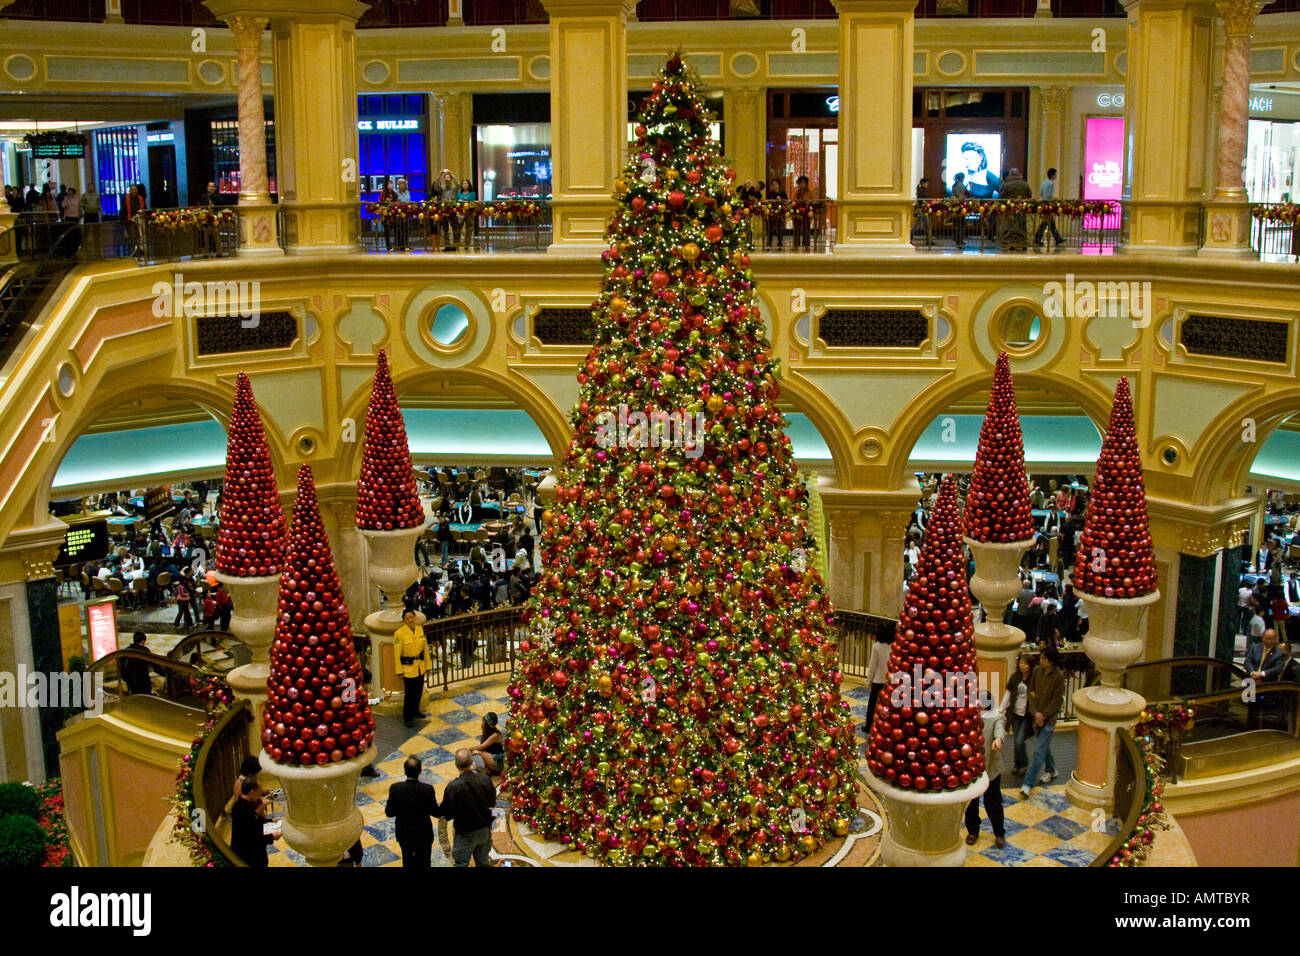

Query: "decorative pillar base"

xmin=1197 ymin=200 xmax=1255 ymax=259
xmin=1080 ymin=590 xmax=1159 ymax=702
xmin=359 ymin=525 xmax=424 ymax=617
xmin=1066 ymin=688 xmax=1146 ymax=813
xmin=547 ymin=199 xmax=615 ymax=254
xmin=215 ymin=571 xmax=281 ymax=754
xmin=864 ymin=768 xmax=988 ymax=866
xmin=834 ymin=200 xmax=915 ymax=252
xmin=227 ymin=663 xmax=269 ymax=755
xmin=966 ymin=537 xmax=1034 ymax=702
xmin=262 ymin=746 xmax=376 ymax=867
xmin=235 ymin=201 xmax=283 ymax=257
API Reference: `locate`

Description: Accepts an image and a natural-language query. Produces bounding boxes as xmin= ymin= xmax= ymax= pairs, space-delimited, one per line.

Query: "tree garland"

xmin=1107 ymin=702 xmax=1194 ymax=867
xmin=1251 ymin=203 xmax=1300 ymax=225
xmin=148 ymin=207 xmax=236 ymax=231
xmin=922 ymin=198 xmax=1117 ymax=221
xmin=364 ymin=199 xmax=547 ymax=222
xmin=170 ymin=675 xmax=236 ymax=867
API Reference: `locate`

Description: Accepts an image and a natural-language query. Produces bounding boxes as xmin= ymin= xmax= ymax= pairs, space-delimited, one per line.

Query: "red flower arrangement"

xmin=964 ymin=351 xmax=1034 ymax=543
xmin=1071 ymin=377 xmax=1157 ymax=599
xmin=867 ymin=474 xmax=986 ymax=792
xmin=216 ymin=373 xmax=286 ymax=578
xmin=356 ymin=348 xmax=424 ymax=531
xmin=262 ymin=465 xmax=375 ymax=766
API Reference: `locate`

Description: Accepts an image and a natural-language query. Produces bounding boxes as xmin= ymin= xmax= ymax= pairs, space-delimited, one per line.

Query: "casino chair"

xmin=155 ymin=571 xmax=173 ymax=603
xmin=129 ymin=578 xmax=147 ymax=608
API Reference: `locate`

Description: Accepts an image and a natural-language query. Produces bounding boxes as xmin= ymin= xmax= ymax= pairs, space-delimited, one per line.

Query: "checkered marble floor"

xmin=257 ymin=677 xmax=1108 ymax=867
xmin=267 ymin=678 xmax=514 ymax=867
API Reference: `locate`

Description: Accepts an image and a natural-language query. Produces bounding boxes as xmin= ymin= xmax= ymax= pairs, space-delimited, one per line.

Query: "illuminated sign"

xmin=357 ymin=119 xmax=421 ymax=131
xmin=1084 ymin=116 xmax=1125 ymax=201
xmin=1096 ymin=92 xmax=1125 ymax=109
xmin=1249 ymin=96 xmax=1273 ymax=112
xmin=88 ymin=602 xmax=118 ymax=663
xmin=146 ymin=131 xmax=175 ymax=144
xmin=826 ymin=95 xmax=840 ymax=113
xmin=56 ymin=520 xmax=108 ymax=567
xmin=144 ymin=485 xmax=175 ymax=521
xmin=30 ymin=142 xmax=87 ymax=159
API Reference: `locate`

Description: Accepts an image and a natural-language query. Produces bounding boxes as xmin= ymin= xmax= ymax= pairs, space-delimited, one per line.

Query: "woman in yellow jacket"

xmin=395 ymin=608 xmax=430 ymax=727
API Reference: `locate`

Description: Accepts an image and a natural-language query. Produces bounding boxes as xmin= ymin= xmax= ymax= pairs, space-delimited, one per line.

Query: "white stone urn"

xmin=963 ymin=537 xmax=1034 ymax=649
xmin=358 ymin=525 xmax=423 ymax=624
xmin=1080 ymin=590 xmax=1160 ymax=707
xmin=865 ymin=768 xmax=989 ymax=867
xmin=215 ymin=571 xmax=281 ymax=752
xmin=262 ymin=746 xmax=376 ymax=867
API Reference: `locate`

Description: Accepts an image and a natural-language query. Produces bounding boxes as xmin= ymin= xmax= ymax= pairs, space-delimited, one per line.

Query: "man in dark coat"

xmin=385 ymin=756 xmax=440 ymax=867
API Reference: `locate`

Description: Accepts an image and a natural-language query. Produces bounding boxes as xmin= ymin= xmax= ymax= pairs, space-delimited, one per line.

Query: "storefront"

xmin=472 ymin=93 xmax=551 ymax=200
xmin=767 ymin=89 xmax=837 ymax=198
xmin=184 ymin=101 xmax=275 ymax=206
xmin=358 ymin=94 xmax=430 ymax=201
xmin=912 ymin=87 xmax=1029 ymax=198
xmin=1245 ymin=90 xmax=1300 ymax=204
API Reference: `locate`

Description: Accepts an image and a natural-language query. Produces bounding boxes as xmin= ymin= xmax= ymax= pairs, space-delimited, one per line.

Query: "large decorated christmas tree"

xmin=964 ymin=351 xmax=1034 ymax=543
xmin=216 ymin=373 xmax=286 ymax=577
xmin=355 ymin=348 xmax=424 ymax=531
xmin=262 ymin=465 xmax=375 ymax=766
xmin=1072 ymin=377 xmax=1157 ymax=598
xmin=506 ymin=55 xmax=858 ymax=866
xmin=867 ymin=474 xmax=986 ymax=792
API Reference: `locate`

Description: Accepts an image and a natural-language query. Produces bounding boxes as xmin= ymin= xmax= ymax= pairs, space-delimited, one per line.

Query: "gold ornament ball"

xmin=746 ymin=852 xmax=763 ymax=867
xmin=775 ymin=845 xmax=792 ymax=862
xmin=833 ymin=818 xmax=849 ymax=837
xmin=681 ymin=242 xmax=700 ymax=261
xmin=799 ymin=835 xmax=817 ymax=855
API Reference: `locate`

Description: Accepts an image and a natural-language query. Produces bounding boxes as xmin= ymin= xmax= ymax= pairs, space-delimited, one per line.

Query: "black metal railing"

xmin=192 ymin=697 xmax=254 ymax=867
xmin=834 ymin=609 xmax=898 ymax=679
xmin=741 ymin=200 xmax=835 ymax=254
xmin=422 ymin=605 xmax=527 ymax=690
xmin=1089 ymin=728 xmax=1146 ymax=866
xmin=359 ymin=200 xmax=552 ymax=253
xmin=913 ymin=198 xmax=1124 ymax=252
xmin=14 ymin=208 xmax=238 ymax=263
xmin=1250 ymin=205 xmax=1300 ymax=260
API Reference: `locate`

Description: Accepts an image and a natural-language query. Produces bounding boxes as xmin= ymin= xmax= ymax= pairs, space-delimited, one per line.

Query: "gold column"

xmin=831 ymin=0 xmax=918 ymax=255
xmin=723 ymin=86 xmax=764 ymax=187
xmin=1037 ymin=86 xmax=1068 ymax=192
xmin=875 ymin=509 xmax=911 ymax=620
xmin=540 ymin=0 xmax=635 ymax=252
xmin=1199 ymin=0 xmax=1268 ymax=258
xmin=826 ymin=510 xmax=863 ymax=611
xmin=433 ymin=91 xmax=473 ymax=187
xmin=223 ymin=14 xmax=283 ymax=256
xmin=1121 ymin=0 xmax=1217 ymax=255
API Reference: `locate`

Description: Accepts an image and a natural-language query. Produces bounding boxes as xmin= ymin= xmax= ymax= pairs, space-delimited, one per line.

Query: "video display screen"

xmin=945 ymin=133 xmax=1004 ymax=198
xmin=56 ymin=520 xmax=108 ymax=567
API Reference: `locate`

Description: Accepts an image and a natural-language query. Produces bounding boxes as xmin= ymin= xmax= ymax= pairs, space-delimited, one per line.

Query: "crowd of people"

xmin=374 ymin=168 xmax=477 ymax=251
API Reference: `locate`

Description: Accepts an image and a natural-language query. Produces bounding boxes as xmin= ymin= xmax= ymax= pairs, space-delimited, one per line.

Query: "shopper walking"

xmin=1034 ymin=167 xmax=1065 ymax=246
xmin=863 ymin=631 xmax=893 ymax=732
xmin=965 ymin=705 xmax=1008 ymax=849
xmin=1001 ymin=653 xmax=1033 ymax=774
xmin=1020 ymin=645 xmax=1065 ymax=796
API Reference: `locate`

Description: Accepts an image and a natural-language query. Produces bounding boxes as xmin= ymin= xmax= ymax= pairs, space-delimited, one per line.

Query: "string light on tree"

xmin=506 ymin=54 xmax=858 ymax=866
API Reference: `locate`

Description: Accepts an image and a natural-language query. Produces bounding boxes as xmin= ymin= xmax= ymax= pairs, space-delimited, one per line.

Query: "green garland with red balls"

xmin=1107 ymin=702 xmax=1194 ymax=867
xmin=170 ymin=675 xmax=236 ymax=867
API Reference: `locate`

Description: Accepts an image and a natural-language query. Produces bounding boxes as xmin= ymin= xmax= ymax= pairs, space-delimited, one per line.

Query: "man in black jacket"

xmin=230 ymin=777 xmax=276 ymax=867
xmin=441 ymin=749 xmax=497 ymax=867
xmin=385 ymin=756 xmax=439 ymax=867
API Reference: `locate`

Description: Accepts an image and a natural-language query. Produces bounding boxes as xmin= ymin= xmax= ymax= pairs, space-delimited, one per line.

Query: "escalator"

xmin=0 ymin=253 xmax=77 ymax=377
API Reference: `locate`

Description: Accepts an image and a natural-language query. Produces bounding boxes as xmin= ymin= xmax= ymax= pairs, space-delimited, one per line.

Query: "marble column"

xmin=827 ymin=511 xmax=862 ymax=612
xmin=1120 ymin=0 xmax=1218 ymax=255
xmin=228 ymin=15 xmax=283 ymax=256
xmin=1199 ymin=0 xmax=1268 ymax=258
xmin=540 ymin=0 xmax=635 ymax=253
xmin=875 ymin=509 xmax=912 ymax=620
xmin=723 ymin=87 xmax=764 ymax=188
xmin=831 ymin=0 xmax=918 ymax=255
xmin=1037 ymin=86 xmax=1068 ymax=190
xmin=434 ymin=92 xmax=472 ymax=186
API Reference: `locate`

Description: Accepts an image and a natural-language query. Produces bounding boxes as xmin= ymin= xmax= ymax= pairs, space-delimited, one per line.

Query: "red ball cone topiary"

xmin=965 ymin=351 xmax=1034 ymax=543
xmin=356 ymin=348 xmax=424 ymax=531
xmin=216 ymin=373 xmax=286 ymax=577
xmin=262 ymin=465 xmax=375 ymax=766
xmin=1071 ymin=377 xmax=1157 ymax=599
xmin=867 ymin=474 xmax=986 ymax=792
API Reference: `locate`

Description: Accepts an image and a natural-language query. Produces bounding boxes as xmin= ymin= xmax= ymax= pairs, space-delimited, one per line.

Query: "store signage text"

xmin=1249 ymin=97 xmax=1273 ymax=112
xmin=357 ymin=119 xmax=421 ymax=131
xmin=826 ymin=95 xmax=840 ymax=113
xmin=1096 ymin=92 xmax=1125 ymax=108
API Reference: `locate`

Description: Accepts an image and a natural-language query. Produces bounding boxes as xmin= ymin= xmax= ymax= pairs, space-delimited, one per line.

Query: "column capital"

xmin=1039 ymin=85 xmax=1069 ymax=112
xmin=831 ymin=0 xmax=919 ymax=13
xmin=879 ymin=509 xmax=913 ymax=540
xmin=205 ymin=0 xmax=368 ymax=25
xmin=538 ymin=0 xmax=637 ymax=15
xmin=1214 ymin=0 xmax=1268 ymax=35
xmin=827 ymin=511 xmax=861 ymax=540
xmin=225 ymin=14 xmax=269 ymax=47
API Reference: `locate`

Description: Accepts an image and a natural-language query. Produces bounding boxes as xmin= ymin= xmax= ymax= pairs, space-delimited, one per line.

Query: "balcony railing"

xmin=742 ymin=199 xmax=835 ymax=253
xmin=14 ymin=208 xmax=238 ymax=263
xmin=359 ymin=199 xmax=552 ymax=253
xmin=912 ymin=198 xmax=1124 ymax=252
xmin=1250 ymin=204 xmax=1300 ymax=261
